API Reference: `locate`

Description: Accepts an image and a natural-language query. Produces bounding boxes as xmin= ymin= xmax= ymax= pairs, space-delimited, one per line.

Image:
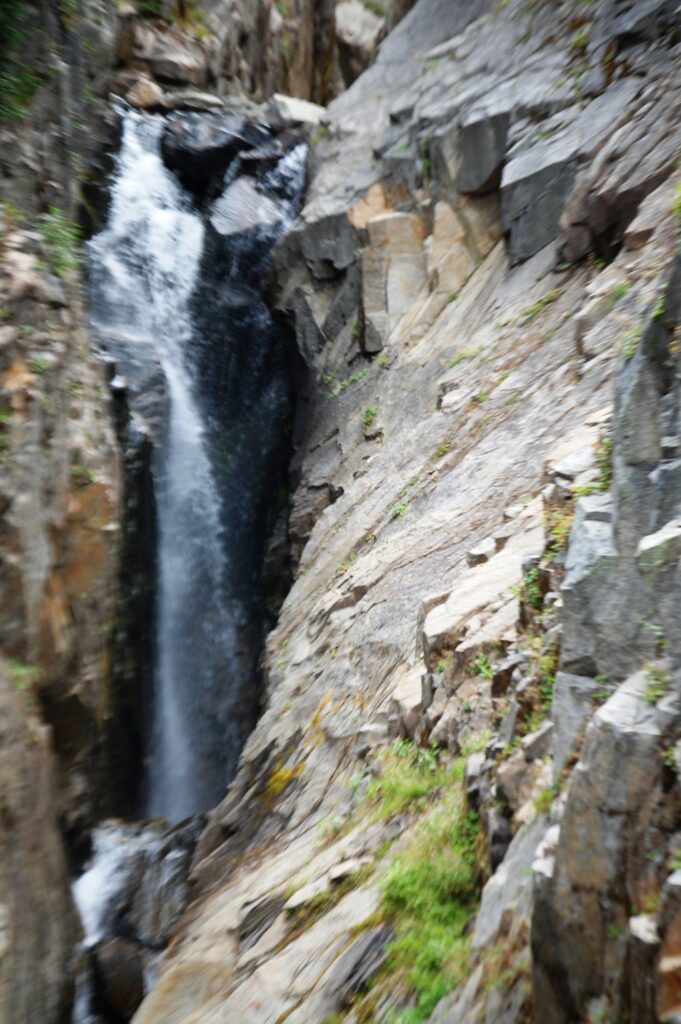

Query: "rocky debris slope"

xmin=132 ymin=1 xmax=681 ymax=1023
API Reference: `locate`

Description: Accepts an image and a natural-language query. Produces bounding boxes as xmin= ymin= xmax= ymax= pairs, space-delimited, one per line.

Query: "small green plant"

xmin=652 ymin=289 xmax=667 ymax=319
xmin=662 ymin=747 xmax=677 ymax=772
xmin=448 ymin=347 xmax=480 ymax=368
xmin=609 ymin=281 xmax=631 ymax=303
xmin=351 ymin=318 xmax=361 ymax=341
xmin=646 ymin=621 xmax=667 ymax=654
xmin=8 ymin=660 xmax=38 ymax=691
xmin=572 ymin=482 xmax=599 ymax=497
xmin=447 ymin=291 xmax=458 ymax=304
xmin=534 ymin=783 xmax=560 ymax=815
xmin=380 ymin=782 xmax=480 ymax=1022
xmin=645 ymin=663 xmax=670 ymax=704
xmin=460 ymin=730 xmax=492 ymax=756
xmin=363 ymin=739 xmax=452 ymax=820
xmin=472 ymin=390 xmax=490 ymax=405
xmin=435 ymin=442 xmax=450 ymax=457
xmin=363 ymin=405 xmax=377 ymax=429
xmin=469 ymin=652 xmax=493 ymax=680
xmin=522 ymin=565 xmax=543 ymax=612
xmin=521 ymin=287 xmax=562 ymax=325
xmin=328 ymin=367 xmax=369 ymax=398
xmin=71 ymin=463 xmax=96 ymax=486
xmin=391 ymin=503 xmax=407 ymax=519
xmin=670 ymin=849 xmax=681 ymax=872
xmin=41 ymin=207 xmax=80 ymax=277
xmin=377 ymin=353 xmax=390 ymax=369
xmin=595 ymin=436 xmax=613 ymax=491
xmin=570 ymin=27 xmax=589 ymax=53
xmin=31 ymin=358 xmax=48 ymax=374
xmin=544 ymin=507 xmax=574 ymax=559
xmin=621 ymin=324 xmax=642 ymax=361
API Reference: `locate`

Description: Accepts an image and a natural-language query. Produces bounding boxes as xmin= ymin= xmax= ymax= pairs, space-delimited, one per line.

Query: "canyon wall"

xmin=3 ymin=0 xmax=681 ymax=1022
xmin=131 ymin=1 xmax=681 ymax=1022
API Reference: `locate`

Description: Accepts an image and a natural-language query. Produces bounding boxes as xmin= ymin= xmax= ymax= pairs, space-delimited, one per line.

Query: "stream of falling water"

xmin=72 ymin=107 xmax=306 ymax=1021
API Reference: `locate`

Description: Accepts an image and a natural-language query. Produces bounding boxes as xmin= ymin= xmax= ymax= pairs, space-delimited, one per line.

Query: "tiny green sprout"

xmin=652 ymin=289 xmax=666 ymax=319
xmin=363 ymin=405 xmax=377 ymax=429
xmin=621 ymin=325 xmax=643 ymax=360
xmin=470 ymin=652 xmax=493 ymax=680
xmin=570 ymin=28 xmax=589 ymax=53
xmin=663 ymin=747 xmax=677 ymax=772
xmin=645 ymin=663 xmax=670 ymax=704
xmin=609 ymin=281 xmax=631 ymax=303
xmin=435 ymin=442 xmax=450 ymax=457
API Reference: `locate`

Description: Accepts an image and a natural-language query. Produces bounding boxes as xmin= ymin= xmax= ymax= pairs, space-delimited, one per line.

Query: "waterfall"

xmin=88 ymin=108 xmax=305 ymax=822
xmin=73 ymin=106 xmax=306 ymax=1022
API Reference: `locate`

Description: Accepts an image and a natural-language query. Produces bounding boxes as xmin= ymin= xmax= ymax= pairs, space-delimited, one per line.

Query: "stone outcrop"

xmin=4 ymin=0 xmax=681 ymax=1021
xmin=131 ymin=0 xmax=681 ymax=1020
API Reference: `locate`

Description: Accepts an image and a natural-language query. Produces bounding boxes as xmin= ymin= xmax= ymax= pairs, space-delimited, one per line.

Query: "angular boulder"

xmin=161 ymin=112 xmax=271 ymax=197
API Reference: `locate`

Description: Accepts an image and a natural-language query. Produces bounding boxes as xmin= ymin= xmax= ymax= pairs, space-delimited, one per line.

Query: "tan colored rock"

xmin=426 ymin=201 xmax=476 ymax=300
xmin=126 ymin=76 xmax=166 ymax=110
xmin=389 ymin=664 xmax=424 ymax=737
xmin=133 ymin=23 xmax=209 ymax=88
xmin=362 ymin=213 xmax=427 ymax=351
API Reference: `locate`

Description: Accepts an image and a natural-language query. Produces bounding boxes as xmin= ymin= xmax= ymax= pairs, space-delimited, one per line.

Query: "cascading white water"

xmin=75 ymin=107 xmax=306 ymax=1022
xmin=89 ymin=111 xmax=239 ymax=821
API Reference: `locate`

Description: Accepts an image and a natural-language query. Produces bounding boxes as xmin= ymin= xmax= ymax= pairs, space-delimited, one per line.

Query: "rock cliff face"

xmin=4 ymin=0 xmax=681 ymax=1022
xmin=129 ymin=1 xmax=681 ymax=1022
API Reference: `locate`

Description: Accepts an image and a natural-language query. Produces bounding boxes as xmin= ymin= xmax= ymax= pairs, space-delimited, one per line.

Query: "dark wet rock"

xmin=502 ymin=82 xmax=638 ymax=263
xmin=161 ymin=112 xmax=271 ymax=198
xmin=458 ymin=107 xmax=511 ymax=196
xmin=94 ymin=939 xmax=145 ymax=1021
